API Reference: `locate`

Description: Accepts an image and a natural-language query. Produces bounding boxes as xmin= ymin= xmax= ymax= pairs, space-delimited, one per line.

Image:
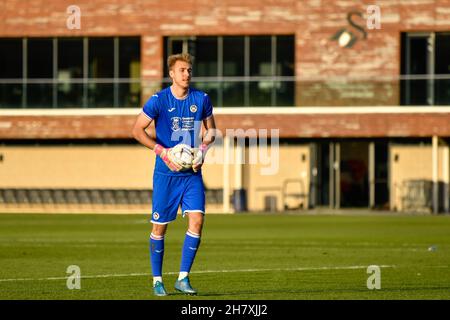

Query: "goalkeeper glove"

xmin=154 ymin=144 xmax=183 ymax=172
xmin=192 ymin=143 xmax=209 ymax=173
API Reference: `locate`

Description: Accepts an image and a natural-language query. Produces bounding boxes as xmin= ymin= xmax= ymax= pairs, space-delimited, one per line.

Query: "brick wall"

xmin=1 ymin=111 xmax=450 ymax=139
xmin=1 ymin=0 xmax=450 ymax=137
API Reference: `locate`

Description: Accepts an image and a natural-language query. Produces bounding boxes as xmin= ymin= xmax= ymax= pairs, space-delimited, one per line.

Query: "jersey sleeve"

xmin=202 ymin=93 xmax=213 ymax=120
xmin=142 ymin=95 xmax=160 ymax=120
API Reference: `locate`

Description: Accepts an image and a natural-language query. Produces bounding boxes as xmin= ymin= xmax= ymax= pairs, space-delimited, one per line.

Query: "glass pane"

xmin=0 ymin=39 xmax=23 ymax=108
xmin=119 ymin=82 xmax=141 ymax=107
xmin=222 ymin=82 xmax=244 ymax=106
xmin=340 ymin=142 xmax=369 ymax=207
xmin=276 ymin=35 xmax=295 ymax=76
xmin=191 ymin=37 xmax=217 ymax=77
xmin=27 ymin=83 xmax=53 ymax=107
xmin=435 ymin=80 xmax=450 ymax=105
xmin=405 ymin=79 xmax=428 ymax=106
xmin=249 ymin=81 xmax=272 ymax=106
xmin=119 ymin=37 xmax=140 ymax=107
xmin=401 ymin=35 xmax=429 ymax=105
xmin=409 ymin=37 xmax=428 ymax=74
xmin=164 ymin=38 xmax=184 ymax=76
xmin=89 ymin=38 xmax=114 ymax=78
xmin=58 ymin=83 xmax=83 ymax=108
xmin=250 ymin=36 xmax=272 ymax=76
xmin=0 ymin=84 xmax=22 ymax=108
xmin=58 ymin=38 xmax=83 ymax=79
xmin=119 ymin=37 xmax=140 ymax=78
xmin=191 ymin=81 xmax=218 ymax=106
xmin=374 ymin=142 xmax=389 ymax=207
xmin=88 ymin=82 xmax=114 ymax=107
xmin=57 ymin=38 xmax=84 ymax=108
xmin=275 ymin=81 xmax=294 ymax=106
xmin=89 ymin=38 xmax=114 ymax=107
xmin=435 ymin=33 xmax=450 ymax=105
xmin=223 ymin=36 xmax=245 ymax=77
xmin=28 ymin=38 xmax=53 ymax=78
xmin=171 ymin=40 xmax=183 ymax=54
xmin=0 ymin=38 xmax=22 ymax=78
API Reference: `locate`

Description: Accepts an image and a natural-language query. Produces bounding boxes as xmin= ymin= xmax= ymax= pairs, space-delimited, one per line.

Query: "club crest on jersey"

xmin=190 ymin=105 xmax=197 ymax=113
xmin=171 ymin=117 xmax=181 ymax=131
xmin=153 ymin=212 xmax=160 ymax=220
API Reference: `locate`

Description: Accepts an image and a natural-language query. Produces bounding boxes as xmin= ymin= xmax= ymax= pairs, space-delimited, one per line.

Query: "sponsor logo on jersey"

xmin=181 ymin=117 xmax=194 ymax=131
xmin=171 ymin=117 xmax=181 ymax=131
xmin=171 ymin=117 xmax=194 ymax=132
xmin=168 ymin=107 xmax=176 ymax=112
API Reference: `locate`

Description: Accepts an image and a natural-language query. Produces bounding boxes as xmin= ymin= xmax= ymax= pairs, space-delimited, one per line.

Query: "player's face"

xmin=169 ymin=60 xmax=192 ymax=89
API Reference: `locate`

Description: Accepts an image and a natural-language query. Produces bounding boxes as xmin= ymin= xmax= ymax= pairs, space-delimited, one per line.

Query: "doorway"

xmin=311 ymin=140 xmax=389 ymax=209
xmin=339 ymin=141 xmax=369 ymax=207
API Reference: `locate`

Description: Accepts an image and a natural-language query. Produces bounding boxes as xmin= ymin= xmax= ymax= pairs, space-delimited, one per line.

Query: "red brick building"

xmin=0 ymin=0 xmax=449 ymax=213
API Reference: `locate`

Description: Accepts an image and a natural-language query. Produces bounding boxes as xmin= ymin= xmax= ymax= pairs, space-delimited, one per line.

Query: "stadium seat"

xmin=29 ymin=190 xmax=42 ymax=204
xmin=3 ymin=190 xmax=16 ymax=204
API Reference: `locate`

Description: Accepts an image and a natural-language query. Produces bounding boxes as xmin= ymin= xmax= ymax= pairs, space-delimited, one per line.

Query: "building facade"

xmin=1 ymin=0 xmax=450 ymax=213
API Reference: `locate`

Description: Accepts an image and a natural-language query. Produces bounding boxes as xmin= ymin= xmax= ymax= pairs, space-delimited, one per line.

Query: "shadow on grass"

xmin=194 ymin=286 xmax=450 ymax=298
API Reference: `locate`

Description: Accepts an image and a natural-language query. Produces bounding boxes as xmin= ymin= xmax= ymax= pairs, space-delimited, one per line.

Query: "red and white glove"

xmin=192 ymin=143 xmax=209 ymax=173
xmin=154 ymin=144 xmax=183 ymax=172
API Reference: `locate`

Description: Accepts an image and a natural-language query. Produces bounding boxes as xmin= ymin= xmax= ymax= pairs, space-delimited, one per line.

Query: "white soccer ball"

xmin=171 ymin=144 xmax=194 ymax=170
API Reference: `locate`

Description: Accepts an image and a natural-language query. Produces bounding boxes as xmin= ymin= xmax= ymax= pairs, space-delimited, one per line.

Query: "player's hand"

xmin=192 ymin=143 xmax=208 ymax=173
xmin=154 ymin=144 xmax=183 ymax=172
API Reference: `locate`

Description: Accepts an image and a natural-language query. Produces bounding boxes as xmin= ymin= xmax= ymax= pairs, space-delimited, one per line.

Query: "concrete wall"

xmin=0 ymin=142 xmax=310 ymax=211
xmin=246 ymin=144 xmax=310 ymax=211
xmin=3 ymin=141 xmax=449 ymax=212
xmin=0 ymin=144 xmax=232 ymax=191
xmin=390 ymin=143 xmax=450 ymax=212
xmin=0 ymin=145 xmax=154 ymax=189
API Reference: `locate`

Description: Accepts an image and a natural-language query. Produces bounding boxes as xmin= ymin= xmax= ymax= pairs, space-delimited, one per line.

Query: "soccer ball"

xmin=170 ymin=144 xmax=194 ymax=170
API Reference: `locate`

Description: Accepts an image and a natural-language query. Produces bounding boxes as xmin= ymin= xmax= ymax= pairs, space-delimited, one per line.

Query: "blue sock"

xmin=150 ymin=233 xmax=164 ymax=278
xmin=180 ymin=230 xmax=201 ymax=274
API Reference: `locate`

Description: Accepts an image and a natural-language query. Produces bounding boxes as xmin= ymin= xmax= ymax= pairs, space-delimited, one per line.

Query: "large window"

xmin=401 ymin=32 xmax=450 ymax=105
xmin=88 ymin=38 xmax=115 ymax=107
xmin=58 ymin=38 xmax=83 ymax=108
xmin=223 ymin=36 xmax=245 ymax=106
xmin=0 ymin=39 xmax=23 ymax=107
xmin=27 ymin=38 xmax=53 ymax=108
xmin=435 ymin=33 xmax=450 ymax=105
xmin=0 ymin=37 xmax=141 ymax=108
xmin=163 ymin=35 xmax=295 ymax=107
xmin=119 ymin=37 xmax=141 ymax=107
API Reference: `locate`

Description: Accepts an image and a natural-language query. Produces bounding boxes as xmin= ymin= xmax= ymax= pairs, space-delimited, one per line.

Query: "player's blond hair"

xmin=167 ymin=53 xmax=194 ymax=71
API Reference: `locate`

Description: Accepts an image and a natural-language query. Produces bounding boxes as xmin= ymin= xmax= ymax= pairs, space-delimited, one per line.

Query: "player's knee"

xmin=152 ymin=224 xmax=167 ymax=237
xmin=188 ymin=214 xmax=204 ymax=234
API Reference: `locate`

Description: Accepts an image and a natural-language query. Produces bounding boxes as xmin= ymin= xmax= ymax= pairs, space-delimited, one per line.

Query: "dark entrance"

xmin=339 ymin=141 xmax=369 ymax=207
xmin=310 ymin=140 xmax=389 ymax=209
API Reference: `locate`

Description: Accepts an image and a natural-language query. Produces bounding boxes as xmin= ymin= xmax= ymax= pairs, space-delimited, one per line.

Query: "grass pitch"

xmin=0 ymin=213 xmax=449 ymax=300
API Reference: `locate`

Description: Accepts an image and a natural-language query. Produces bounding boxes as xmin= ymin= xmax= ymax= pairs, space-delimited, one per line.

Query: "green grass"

xmin=0 ymin=213 xmax=450 ymax=299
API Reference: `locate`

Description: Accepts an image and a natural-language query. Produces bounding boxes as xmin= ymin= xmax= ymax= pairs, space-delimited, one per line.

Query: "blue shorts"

xmin=151 ymin=173 xmax=205 ymax=224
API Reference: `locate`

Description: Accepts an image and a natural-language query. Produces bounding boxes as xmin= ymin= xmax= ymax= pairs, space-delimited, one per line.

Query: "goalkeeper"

xmin=132 ymin=53 xmax=216 ymax=296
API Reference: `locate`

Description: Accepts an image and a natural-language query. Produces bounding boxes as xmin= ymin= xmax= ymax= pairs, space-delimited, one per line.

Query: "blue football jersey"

xmin=142 ymin=86 xmax=213 ymax=176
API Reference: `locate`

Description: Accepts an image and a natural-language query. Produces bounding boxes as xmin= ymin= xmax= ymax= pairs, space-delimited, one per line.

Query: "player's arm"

xmin=132 ymin=112 xmax=182 ymax=171
xmin=192 ymin=115 xmax=216 ymax=172
xmin=202 ymin=115 xmax=217 ymax=147
xmin=132 ymin=112 xmax=157 ymax=150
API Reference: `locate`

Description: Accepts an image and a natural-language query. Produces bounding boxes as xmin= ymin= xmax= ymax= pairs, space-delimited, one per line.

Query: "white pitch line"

xmin=0 ymin=265 xmax=396 ymax=283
